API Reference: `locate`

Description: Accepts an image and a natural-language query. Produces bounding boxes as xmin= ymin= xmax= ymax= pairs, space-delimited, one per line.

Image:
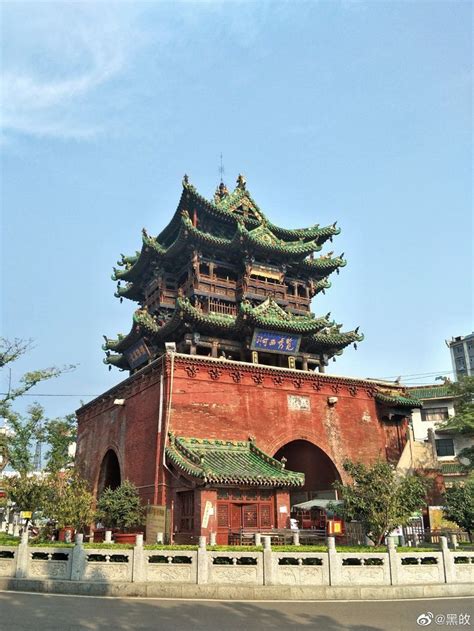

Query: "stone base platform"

xmin=1 ymin=578 xmax=473 ymax=601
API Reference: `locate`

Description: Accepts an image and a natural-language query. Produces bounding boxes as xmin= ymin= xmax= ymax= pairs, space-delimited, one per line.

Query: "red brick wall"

xmin=167 ymin=356 xmax=389 ymax=483
xmin=76 ymin=355 xmax=406 ymax=533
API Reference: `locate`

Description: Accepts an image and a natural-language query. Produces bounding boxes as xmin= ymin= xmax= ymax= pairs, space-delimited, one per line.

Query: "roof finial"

xmin=219 ymin=152 xmax=225 ymax=184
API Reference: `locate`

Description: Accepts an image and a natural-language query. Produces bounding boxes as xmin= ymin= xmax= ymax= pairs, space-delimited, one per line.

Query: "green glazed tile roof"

xmin=407 ymin=385 xmax=452 ymax=400
xmin=103 ymin=295 xmax=361 ymax=366
xmin=113 ymin=176 xmax=345 ymax=285
xmin=240 ymin=297 xmax=331 ymax=334
xmin=166 ymin=434 xmax=305 ymax=487
xmin=374 ymin=392 xmax=422 ymax=409
xmin=303 ymin=327 xmax=364 ymax=354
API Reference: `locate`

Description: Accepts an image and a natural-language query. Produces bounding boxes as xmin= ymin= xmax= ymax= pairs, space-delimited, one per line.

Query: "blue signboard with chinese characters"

xmin=125 ymin=338 xmax=151 ymax=369
xmin=250 ymin=329 xmax=301 ymax=354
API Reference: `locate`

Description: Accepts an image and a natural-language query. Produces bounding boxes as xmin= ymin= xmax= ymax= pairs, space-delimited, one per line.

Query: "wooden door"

xmin=231 ymin=504 xmax=242 ymax=530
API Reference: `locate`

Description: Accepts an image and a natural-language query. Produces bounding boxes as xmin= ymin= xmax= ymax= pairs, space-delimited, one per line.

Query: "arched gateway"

xmin=97 ymin=449 xmax=121 ymax=496
xmin=274 ymin=440 xmax=341 ymax=506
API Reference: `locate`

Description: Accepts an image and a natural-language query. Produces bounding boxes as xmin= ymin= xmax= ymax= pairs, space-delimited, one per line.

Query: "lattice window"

xmin=260 ymin=504 xmax=272 ymax=528
xmin=217 ymin=504 xmax=229 ymax=528
xmin=243 ymin=505 xmax=258 ymax=528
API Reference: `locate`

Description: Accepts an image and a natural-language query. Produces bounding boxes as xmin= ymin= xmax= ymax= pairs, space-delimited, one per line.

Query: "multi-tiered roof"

xmin=103 ymin=175 xmax=363 ymax=372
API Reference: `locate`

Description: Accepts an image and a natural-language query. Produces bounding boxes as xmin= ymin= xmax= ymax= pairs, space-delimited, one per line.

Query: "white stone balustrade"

xmin=0 ymin=536 xmax=471 ymax=587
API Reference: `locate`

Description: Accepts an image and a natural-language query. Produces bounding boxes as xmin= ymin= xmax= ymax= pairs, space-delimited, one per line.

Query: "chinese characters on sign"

xmin=251 ymin=329 xmax=301 ymax=354
xmin=125 ymin=338 xmax=151 ymax=369
xmin=287 ymin=395 xmax=311 ymax=411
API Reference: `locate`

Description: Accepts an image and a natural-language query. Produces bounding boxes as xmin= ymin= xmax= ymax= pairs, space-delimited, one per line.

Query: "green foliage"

xmin=441 ymin=376 xmax=474 ymax=435
xmin=4 ymin=474 xmax=49 ymax=515
xmin=443 ymin=480 xmax=474 ymax=540
xmin=0 ymin=533 xmax=20 ymax=546
xmin=5 ymin=404 xmax=45 ymax=475
xmin=0 ymin=337 xmax=76 ymax=474
xmin=95 ymin=481 xmax=145 ymax=531
xmin=333 ymin=460 xmax=428 ymax=546
xmin=43 ymin=472 xmax=94 ymax=531
xmin=44 ymin=415 xmax=77 ymax=473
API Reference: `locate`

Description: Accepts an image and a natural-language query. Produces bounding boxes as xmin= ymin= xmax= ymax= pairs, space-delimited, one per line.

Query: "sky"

xmin=1 ymin=0 xmax=472 ymax=421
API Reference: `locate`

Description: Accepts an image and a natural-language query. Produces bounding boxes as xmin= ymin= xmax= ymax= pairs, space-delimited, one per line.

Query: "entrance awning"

xmin=291 ymin=499 xmax=343 ymax=511
xmin=166 ymin=433 xmax=305 ymax=487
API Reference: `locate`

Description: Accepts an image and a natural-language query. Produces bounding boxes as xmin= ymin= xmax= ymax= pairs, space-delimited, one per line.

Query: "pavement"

xmin=0 ymin=592 xmax=472 ymax=631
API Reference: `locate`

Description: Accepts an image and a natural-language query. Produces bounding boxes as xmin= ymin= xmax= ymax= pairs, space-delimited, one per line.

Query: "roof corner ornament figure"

xmin=236 ymin=173 xmax=247 ymax=190
xmin=182 ymin=173 xmax=189 ymax=186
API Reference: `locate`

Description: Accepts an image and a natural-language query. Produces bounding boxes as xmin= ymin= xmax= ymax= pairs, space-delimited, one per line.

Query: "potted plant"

xmin=96 ymin=480 xmax=145 ymax=544
xmin=44 ymin=472 xmax=95 ymax=541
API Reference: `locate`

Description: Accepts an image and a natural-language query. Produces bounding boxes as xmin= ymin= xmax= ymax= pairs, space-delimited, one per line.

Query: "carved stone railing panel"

xmin=144 ymin=550 xmax=197 ymax=583
xmin=27 ymin=547 xmax=72 ymax=580
xmin=453 ymin=553 xmax=474 ymax=583
xmin=0 ymin=547 xmax=16 ymax=577
xmin=83 ymin=549 xmax=133 ymax=583
xmin=272 ymin=552 xmax=329 ymax=586
xmin=208 ymin=551 xmax=263 ymax=585
xmin=338 ymin=552 xmax=390 ymax=586
xmin=397 ymin=552 xmax=444 ymax=584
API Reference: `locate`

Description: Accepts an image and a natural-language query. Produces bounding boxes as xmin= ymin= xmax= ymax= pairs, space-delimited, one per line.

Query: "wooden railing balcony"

xmin=185 ymin=274 xmax=237 ymax=300
xmin=237 ymin=278 xmax=287 ymax=302
xmin=207 ymin=299 xmax=237 ymax=316
xmin=286 ymin=295 xmax=311 ymax=312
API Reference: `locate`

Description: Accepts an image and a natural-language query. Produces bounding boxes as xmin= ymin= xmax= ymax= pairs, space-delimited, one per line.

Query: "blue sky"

xmin=1 ymin=1 xmax=472 ymax=419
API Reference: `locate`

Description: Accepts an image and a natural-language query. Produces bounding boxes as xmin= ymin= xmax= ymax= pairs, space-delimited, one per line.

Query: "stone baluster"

xmin=386 ymin=536 xmax=399 ymax=586
xmin=132 ymin=534 xmax=145 ymax=582
xmin=262 ymin=536 xmax=273 ymax=586
xmin=440 ymin=536 xmax=455 ymax=583
xmin=15 ymin=530 xmax=29 ymax=578
xmin=71 ymin=534 xmax=85 ymax=581
xmin=327 ymin=536 xmax=341 ymax=586
xmin=197 ymin=536 xmax=208 ymax=584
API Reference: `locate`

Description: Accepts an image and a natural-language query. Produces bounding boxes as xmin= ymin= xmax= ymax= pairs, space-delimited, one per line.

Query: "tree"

xmin=0 ymin=337 xmax=75 ymax=473
xmin=443 ymin=480 xmax=474 ymax=542
xmin=96 ymin=481 xmax=145 ymax=532
xmin=44 ymin=472 xmax=94 ymax=531
xmin=333 ymin=460 xmax=428 ymax=545
xmin=44 ymin=414 xmax=77 ymax=473
xmin=4 ymin=475 xmax=49 ymax=523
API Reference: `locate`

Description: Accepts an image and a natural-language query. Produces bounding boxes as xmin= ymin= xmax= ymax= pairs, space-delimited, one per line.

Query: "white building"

xmin=407 ymin=384 xmax=472 ymax=486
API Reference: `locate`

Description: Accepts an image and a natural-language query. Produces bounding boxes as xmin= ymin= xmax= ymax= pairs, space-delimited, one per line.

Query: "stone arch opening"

xmin=97 ymin=449 xmax=121 ymax=496
xmin=274 ymin=440 xmax=341 ymax=505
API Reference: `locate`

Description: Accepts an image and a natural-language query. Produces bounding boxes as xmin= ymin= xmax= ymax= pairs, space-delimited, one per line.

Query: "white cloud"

xmin=1 ymin=3 xmax=137 ymax=141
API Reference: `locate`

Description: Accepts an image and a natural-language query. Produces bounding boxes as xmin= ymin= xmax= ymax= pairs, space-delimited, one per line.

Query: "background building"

xmin=446 ymin=332 xmax=474 ymax=380
xmin=406 ymin=384 xmax=472 ymax=488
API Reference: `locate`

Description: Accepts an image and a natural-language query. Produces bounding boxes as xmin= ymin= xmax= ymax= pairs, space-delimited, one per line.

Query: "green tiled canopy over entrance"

xmin=374 ymin=392 xmax=422 ymax=409
xmin=166 ymin=434 xmax=305 ymax=487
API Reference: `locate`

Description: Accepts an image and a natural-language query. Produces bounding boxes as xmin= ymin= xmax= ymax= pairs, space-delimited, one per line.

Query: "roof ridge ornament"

xmin=214 ymin=181 xmax=229 ymax=202
xmin=236 ymin=173 xmax=247 ymax=190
